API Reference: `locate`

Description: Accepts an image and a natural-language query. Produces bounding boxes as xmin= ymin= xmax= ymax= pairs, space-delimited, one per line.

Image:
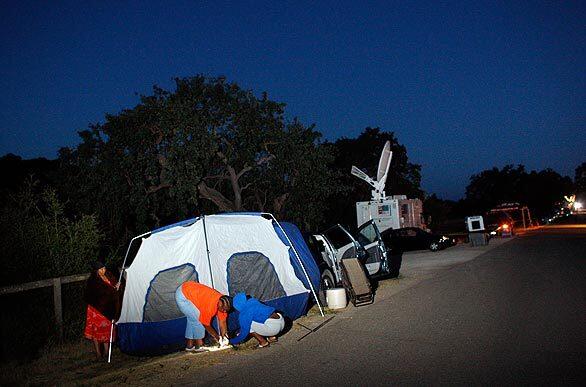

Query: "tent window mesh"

xmin=143 ymin=264 xmax=198 ymax=322
xmin=227 ymin=252 xmax=286 ymax=302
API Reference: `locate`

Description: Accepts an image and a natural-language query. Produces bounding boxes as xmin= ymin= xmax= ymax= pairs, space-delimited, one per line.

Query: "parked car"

xmin=381 ymin=227 xmax=454 ymax=252
xmin=307 ymin=221 xmax=398 ymax=303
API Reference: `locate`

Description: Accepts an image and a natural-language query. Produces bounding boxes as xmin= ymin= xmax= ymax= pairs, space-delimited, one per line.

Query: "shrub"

xmin=0 ymin=182 xmax=102 ymax=286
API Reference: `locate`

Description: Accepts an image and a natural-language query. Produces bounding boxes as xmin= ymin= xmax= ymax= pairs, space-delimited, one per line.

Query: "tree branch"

xmin=197 ymin=181 xmax=235 ymax=212
xmin=146 ymin=183 xmax=171 ymax=195
xmin=123 ymin=171 xmax=134 ymax=188
xmin=216 ymin=150 xmax=229 ymax=165
xmin=254 ymin=189 xmax=267 ymax=212
xmin=204 ymin=173 xmax=230 ymax=181
xmin=236 ymin=165 xmax=252 ymax=180
xmin=273 ymin=192 xmax=289 ymax=216
xmin=150 ymin=125 xmax=164 ymax=146
xmin=227 ymin=165 xmax=243 ymax=210
xmin=256 ymin=154 xmax=275 ymax=166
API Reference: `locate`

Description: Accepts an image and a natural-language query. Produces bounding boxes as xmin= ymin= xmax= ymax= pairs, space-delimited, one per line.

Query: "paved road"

xmin=176 ymin=226 xmax=585 ymax=386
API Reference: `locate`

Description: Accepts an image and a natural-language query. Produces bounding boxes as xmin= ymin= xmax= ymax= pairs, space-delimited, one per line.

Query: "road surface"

xmin=108 ymin=226 xmax=586 ymax=385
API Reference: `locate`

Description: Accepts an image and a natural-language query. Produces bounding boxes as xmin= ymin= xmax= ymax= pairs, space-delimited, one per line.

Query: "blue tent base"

xmin=118 ymin=318 xmax=187 ymax=356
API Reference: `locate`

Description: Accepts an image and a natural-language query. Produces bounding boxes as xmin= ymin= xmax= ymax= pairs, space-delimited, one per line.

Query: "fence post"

xmin=53 ymin=277 xmax=63 ymax=340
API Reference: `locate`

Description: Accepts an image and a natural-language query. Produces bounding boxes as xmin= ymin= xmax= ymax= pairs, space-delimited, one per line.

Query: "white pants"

xmin=249 ymin=313 xmax=285 ymax=337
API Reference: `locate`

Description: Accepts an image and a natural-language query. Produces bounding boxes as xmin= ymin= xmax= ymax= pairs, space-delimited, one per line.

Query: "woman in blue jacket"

xmin=230 ymin=293 xmax=285 ymax=348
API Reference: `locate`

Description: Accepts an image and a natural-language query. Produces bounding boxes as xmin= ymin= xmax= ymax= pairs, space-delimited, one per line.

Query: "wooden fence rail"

xmin=0 ymin=273 xmax=90 ymax=339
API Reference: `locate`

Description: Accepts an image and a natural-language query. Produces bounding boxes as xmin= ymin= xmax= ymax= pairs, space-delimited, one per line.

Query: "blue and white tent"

xmin=116 ymin=213 xmax=321 ymax=354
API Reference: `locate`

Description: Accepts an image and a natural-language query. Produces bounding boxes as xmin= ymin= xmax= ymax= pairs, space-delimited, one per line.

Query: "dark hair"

xmin=219 ymin=295 xmax=232 ymax=311
xmin=90 ymin=260 xmax=106 ymax=272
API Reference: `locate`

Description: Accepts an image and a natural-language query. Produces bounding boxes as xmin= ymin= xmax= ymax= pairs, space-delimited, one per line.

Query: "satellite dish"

xmin=350 ymin=140 xmax=393 ymax=201
xmin=376 ymin=141 xmax=392 ymax=182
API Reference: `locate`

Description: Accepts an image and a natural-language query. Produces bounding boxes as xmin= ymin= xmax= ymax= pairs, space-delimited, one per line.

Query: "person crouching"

xmin=175 ymin=281 xmax=231 ymax=352
xmin=230 ymin=293 xmax=285 ymax=348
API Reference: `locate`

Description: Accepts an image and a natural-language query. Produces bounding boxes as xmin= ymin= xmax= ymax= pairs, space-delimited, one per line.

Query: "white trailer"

xmin=351 ymin=141 xmax=424 ymax=232
xmin=356 ymin=196 xmax=424 ymax=233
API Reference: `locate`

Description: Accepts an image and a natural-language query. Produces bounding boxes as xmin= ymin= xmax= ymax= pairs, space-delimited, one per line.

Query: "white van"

xmin=307 ymin=220 xmax=391 ymax=302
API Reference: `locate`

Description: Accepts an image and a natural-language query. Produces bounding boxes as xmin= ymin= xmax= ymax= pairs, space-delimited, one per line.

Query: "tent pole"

xmin=264 ymin=213 xmax=324 ymax=317
xmin=107 ymin=319 xmax=114 ymax=363
xmin=107 ymin=230 xmax=150 ymax=363
xmin=118 ymin=231 xmax=151 ymax=285
xmin=202 ymin=215 xmax=215 ymax=289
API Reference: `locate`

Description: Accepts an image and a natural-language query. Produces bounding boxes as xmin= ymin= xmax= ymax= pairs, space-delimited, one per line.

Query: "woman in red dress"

xmin=84 ymin=261 xmax=120 ymax=359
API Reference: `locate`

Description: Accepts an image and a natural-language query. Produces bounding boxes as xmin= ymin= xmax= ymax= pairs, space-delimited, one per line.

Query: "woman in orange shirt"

xmin=174 ymin=281 xmax=231 ymax=352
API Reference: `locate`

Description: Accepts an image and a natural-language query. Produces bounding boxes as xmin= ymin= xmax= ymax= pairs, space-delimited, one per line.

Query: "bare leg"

xmin=93 ymin=339 xmax=102 ymax=358
xmin=267 ymin=313 xmax=280 ymax=343
xmin=195 ymin=338 xmax=204 ymax=347
xmin=251 ymin=332 xmax=268 ymax=347
xmin=102 ymin=342 xmax=109 ymax=358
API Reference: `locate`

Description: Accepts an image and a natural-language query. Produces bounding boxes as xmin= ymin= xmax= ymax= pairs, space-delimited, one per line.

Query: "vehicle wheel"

xmin=429 ymin=242 xmax=440 ymax=252
xmin=318 ymin=269 xmax=336 ymax=306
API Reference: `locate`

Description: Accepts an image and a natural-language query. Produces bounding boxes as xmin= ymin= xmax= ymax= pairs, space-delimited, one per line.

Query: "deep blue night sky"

xmin=1 ymin=0 xmax=584 ymax=199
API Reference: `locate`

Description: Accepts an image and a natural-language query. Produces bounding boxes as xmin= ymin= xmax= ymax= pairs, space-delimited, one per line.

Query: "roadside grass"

xmin=305 ymin=303 xmax=339 ymax=317
xmin=0 ymin=338 xmax=146 ymax=385
xmin=1 ymin=298 xmax=345 ymax=385
xmin=1 ymin=339 xmax=89 ymax=385
xmin=1 ymin=317 xmax=301 ymax=385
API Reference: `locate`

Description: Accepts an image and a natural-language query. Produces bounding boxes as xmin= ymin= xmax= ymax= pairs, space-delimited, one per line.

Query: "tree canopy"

xmin=1 ymin=76 xmax=424 ymax=278
xmin=465 ymin=165 xmax=575 ymax=219
xmin=59 ymin=76 xmax=338 ymax=248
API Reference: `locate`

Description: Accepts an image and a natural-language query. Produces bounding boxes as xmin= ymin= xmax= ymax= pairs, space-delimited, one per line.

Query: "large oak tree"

xmin=60 ymin=76 xmax=336 ymax=248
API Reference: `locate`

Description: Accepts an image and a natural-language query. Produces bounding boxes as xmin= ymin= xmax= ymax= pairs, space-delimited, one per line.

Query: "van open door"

xmin=357 ymin=220 xmax=389 ymax=276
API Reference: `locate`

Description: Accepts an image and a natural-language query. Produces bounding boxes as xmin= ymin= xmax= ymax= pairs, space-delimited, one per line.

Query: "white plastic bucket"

xmin=326 ymin=288 xmax=347 ymax=309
